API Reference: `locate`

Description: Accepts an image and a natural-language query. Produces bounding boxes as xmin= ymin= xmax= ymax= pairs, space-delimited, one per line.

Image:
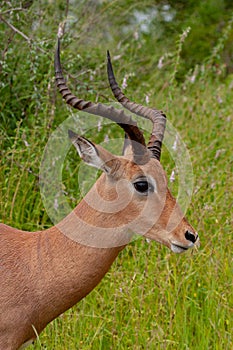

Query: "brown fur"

xmin=0 ymin=150 xmax=198 ymax=350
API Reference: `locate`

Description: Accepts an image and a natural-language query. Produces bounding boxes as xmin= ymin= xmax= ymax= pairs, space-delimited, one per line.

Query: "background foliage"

xmin=0 ymin=1 xmax=232 ymax=349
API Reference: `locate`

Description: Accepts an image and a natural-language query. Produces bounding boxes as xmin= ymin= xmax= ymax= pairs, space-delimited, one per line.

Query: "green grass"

xmin=1 ymin=71 xmax=232 ymax=350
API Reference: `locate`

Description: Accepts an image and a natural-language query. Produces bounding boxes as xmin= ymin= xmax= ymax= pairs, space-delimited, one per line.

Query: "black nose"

xmin=185 ymin=230 xmax=197 ymax=243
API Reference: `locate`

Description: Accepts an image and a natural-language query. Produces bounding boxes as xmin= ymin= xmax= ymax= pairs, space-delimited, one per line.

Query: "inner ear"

xmin=68 ymin=129 xmax=121 ymax=176
xmin=69 ymin=130 xmax=98 ymax=164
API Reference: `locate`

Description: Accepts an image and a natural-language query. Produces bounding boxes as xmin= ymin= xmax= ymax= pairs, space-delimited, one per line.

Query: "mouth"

xmin=171 ymin=243 xmax=191 ymax=254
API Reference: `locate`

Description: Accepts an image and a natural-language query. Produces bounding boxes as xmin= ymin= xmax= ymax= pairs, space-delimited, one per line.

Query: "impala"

xmin=0 ymin=38 xmax=199 ymax=350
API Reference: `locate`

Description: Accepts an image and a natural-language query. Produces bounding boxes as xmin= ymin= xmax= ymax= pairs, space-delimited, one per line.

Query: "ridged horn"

xmin=55 ymin=38 xmax=149 ymax=165
xmin=107 ymin=50 xmax=166 ymax=161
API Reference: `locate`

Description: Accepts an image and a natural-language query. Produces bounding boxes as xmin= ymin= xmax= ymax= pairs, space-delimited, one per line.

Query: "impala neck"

xmin=32 ymin=175 xmax=127 ymax=334
xmin=37 ymin=226 xmax=123 ymax=324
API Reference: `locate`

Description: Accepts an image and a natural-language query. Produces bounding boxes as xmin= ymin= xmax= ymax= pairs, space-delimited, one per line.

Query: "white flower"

xmin=97 ymin=120 xmax=102 ymax=132
xmin=104 ymin=134 xmax=109 ymax=143
xmin=172 ymin=135 xmax=179 ymax=151
xmin=170 ymin=170 xmax=175 ymax=183
xmin=158 ymin=56 xmax=164 ymax=69
xmin=54 ymin=198 xmax=59 ymax=211
xmin=122 ymin=76 xmax=128 ymax=90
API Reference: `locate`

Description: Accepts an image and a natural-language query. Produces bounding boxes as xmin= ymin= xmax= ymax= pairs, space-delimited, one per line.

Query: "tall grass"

xmin=0 ymin=2 xmax=232 ymax=349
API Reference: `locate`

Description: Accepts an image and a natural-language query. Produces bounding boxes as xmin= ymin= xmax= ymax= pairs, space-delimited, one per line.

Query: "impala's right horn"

xmin=107 ymin=51 xmax=166 ymax=161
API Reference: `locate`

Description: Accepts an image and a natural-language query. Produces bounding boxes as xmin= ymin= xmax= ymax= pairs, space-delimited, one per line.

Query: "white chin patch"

xmin=171 ymin=244 xmax=187 ymax=254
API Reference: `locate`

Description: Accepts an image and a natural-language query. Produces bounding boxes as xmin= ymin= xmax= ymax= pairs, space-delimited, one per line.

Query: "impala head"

xmin=55 ymin=39 xmax=199 ymax=253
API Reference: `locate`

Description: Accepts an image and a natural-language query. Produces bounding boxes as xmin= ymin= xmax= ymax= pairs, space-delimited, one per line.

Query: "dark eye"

xmin=133 ymin=180 xmax=153 ymax=194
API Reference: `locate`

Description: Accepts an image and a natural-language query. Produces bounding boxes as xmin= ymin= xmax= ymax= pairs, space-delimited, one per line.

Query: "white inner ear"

xmin=72 ymin=137 xmax=109 ymax=172
xmin=74 ymin=138 xmax=100 ymax=166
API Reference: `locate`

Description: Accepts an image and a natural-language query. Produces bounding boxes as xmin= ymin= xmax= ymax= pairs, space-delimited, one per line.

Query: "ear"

xmin=68 ymin=130 xmax=120 ymax=175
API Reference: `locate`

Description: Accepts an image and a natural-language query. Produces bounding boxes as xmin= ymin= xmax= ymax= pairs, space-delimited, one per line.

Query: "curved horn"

xmin=55 ymin=39 xmax=149 ymax=165
xmin=107 ymin=51 xmax=166 ymax=161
